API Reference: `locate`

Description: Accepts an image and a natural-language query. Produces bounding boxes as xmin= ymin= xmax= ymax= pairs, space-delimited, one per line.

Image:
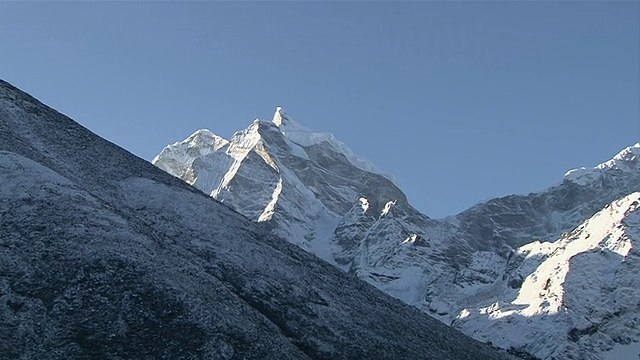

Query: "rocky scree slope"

xmin=154 ymin=107 xmax=640 ymax=359
xmin=0 ymin=80 xmax=513 ymax=360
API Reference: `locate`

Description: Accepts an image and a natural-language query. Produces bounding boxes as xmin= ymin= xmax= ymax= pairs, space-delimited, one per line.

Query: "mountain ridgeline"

xmin=0 ymin=80 xmax=513 ymax=359
xmin=154 ymin=107 xmax=640 ymax=359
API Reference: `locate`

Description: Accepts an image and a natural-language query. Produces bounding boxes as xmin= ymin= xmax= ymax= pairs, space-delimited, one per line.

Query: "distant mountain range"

xmin=154 ymin=107 xmax=640 ymax=359
xmin=0 ymin=80 xmax=512 ymax=359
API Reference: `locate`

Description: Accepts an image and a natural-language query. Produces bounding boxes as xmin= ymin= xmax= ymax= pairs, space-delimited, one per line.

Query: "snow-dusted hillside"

xmin=0 ymin=80 xmax=512 ymax=359
xmin=154 ymin=107 xmax=640 ymax=359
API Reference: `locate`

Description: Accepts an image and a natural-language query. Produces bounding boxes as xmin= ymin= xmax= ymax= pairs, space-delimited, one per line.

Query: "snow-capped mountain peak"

xmin=154 ymin=107 xmax=411 ymax=262
xmin=151 ymin=129 xmax=229 ymax=185
xmin=565 ymin=143 xmax=640 ymax=186
xmin=152 ymin=128 xmax=228 ymax=163
xmin=269 ymin=106 xmax=394 ymax=182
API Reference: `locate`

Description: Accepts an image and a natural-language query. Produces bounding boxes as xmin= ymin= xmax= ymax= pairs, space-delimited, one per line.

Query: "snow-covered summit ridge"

xmin=565 ymin=143 xmax=640 ymax=185
xmin=154 ymin=106 xmax=394 ymax=183
xmin=271 ymin=107 xmax=396 ymax=183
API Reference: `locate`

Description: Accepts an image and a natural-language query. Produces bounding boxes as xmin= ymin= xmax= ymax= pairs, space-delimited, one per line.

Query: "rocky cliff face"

xmin=154 ymin=106 xmax=640 ymax=359
xmin=0 ymin=80 xmax=511 ymax=360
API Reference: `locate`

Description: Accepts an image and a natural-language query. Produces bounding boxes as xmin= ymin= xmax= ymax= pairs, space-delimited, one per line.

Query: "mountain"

xmin=0 ymin=80 xmax=512 ymax=359
xmin=153 ymin=107 xmax=417 ymax=263
xmin=154 ymin=107 xmax=640 ymax=359
xmin=457 ymin=142 xmax=640 ymax=252
xmin=453 ymin=192 xmax=640 ymax=359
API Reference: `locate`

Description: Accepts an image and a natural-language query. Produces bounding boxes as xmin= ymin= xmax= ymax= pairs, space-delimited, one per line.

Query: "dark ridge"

xmin=0 ymin=79 xmax=514 ymax=359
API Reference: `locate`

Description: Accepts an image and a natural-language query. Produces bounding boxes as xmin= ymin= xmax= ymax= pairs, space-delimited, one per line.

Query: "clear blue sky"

xmin=1 ymin=1 xmax=638 ymax=218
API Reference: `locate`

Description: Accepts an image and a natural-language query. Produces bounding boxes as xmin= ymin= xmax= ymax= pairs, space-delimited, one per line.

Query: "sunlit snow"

xmin=565 ymin=143 xmax=640 ymax=186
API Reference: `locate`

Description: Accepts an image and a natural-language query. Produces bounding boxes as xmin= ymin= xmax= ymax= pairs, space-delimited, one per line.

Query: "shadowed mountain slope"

xmin=0 ymin=80 xmax=513 ymax=359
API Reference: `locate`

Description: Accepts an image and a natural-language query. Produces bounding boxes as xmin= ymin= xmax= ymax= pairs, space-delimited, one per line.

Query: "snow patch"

xmin=359 ymin=197 xmax=369 ymax=213
xmin=380 ymin=200 xmax=396 ymax=218
xmin=258 ymin=177 xmax=283 ymax=222
xmin=402 ymin=234 xmax=419 ymax=244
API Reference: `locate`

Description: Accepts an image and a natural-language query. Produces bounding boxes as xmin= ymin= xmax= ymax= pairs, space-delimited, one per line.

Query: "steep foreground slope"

xmin=0 ymin=80 xmax=513 ymax=359
xmin=154 ymin=108 xmax=640 ymax=359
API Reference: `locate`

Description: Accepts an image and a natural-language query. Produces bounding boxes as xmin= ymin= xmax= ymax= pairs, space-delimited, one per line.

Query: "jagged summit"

xmin=154 ymin=103 xmax=640 ymax=359
xmin=272 ymin=106 xmax=288 ymax=126
xmin=600 ymin=142 xmax=640 ymax=166
xmin=565 ymin=143 xmax=640 ymax=185
xmin=271 ymin=108 xmax=395 ymax=182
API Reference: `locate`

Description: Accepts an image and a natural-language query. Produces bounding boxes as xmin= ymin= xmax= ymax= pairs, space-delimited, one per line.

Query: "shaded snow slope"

xmin=0 ymin=80 xmax=513 ymax=359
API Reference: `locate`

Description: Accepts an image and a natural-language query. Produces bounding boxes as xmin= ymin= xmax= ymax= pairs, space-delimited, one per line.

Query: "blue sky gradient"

xmin=1 ymin=1 xmax=638 ymax=217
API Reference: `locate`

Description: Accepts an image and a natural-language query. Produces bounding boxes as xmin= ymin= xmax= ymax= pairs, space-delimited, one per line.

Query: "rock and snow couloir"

xmin=154 ymin=107 xmax=640 ymax=359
